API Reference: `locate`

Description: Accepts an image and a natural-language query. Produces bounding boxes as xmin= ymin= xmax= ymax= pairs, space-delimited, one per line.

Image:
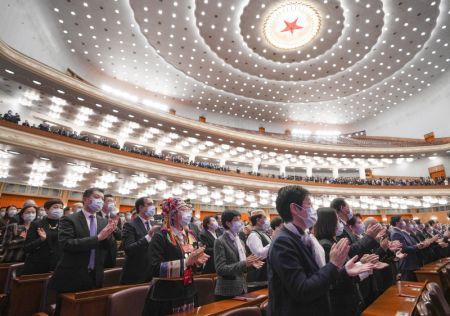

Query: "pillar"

xmin=332 ymin=167 xmax=339 ymax=179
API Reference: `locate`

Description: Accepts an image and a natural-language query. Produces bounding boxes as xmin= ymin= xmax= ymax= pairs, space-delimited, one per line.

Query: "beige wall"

xmin=413 ymin=210 xmax=450 ymax=224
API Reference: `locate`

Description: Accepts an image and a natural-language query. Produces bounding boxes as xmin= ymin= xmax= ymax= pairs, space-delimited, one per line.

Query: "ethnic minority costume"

xmin=142 ymin=198 xmax=199 ymax=316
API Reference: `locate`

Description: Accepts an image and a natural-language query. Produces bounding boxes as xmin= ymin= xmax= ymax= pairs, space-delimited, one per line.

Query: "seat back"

xmin=193 ymin=278 xmax=215 ymax=306
xmin=103 ymin=268 xmax=122 ymax=288
xmin=221 ymin=306 xmax=262 ymax=316
xmin=260 ymin=299 xmax=268 ymax=316
xmin=426 ymin=282 xmax=450 ymax=316
xmin=106 ymin=285 xmax=148 ymax=316
xmin=3 ymin=262 xmax=24 ymax=294
xmin=115 ymin=257 xmax=125 ymax=268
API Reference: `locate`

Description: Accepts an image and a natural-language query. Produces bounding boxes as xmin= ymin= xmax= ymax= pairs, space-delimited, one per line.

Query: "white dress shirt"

xmin=246 ymin=228 xmax=271 ymax=259
xmin=138 ymin=215 xmax=152 ymax=242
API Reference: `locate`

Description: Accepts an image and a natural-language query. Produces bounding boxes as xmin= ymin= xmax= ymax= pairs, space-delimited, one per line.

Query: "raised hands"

xmin=148 ymin=225 xmax=160 ymax=238
xmin=388 ymin=240 xmax=402 ymax=252
xmin=186 ymin=246 xmax=210 ymax=267
xmin=37 ymin=227 xmax=47 ymax=240
xmin=395 ymin=250 xmax=407 ymax=260
xmin=246 ymin=254 xmax=264 ymax=269
xmin=360 ymin=253 xmax=379 ymax=264
xmin=329 ymin=238 xmax=350 ymax=269
xmin=366 ymin=223 xmax=383 ymax=239
xmin=97 ymin=219 xmax=117 ymax=241
xmin=345 ymin=256 xmax=374 ymax=276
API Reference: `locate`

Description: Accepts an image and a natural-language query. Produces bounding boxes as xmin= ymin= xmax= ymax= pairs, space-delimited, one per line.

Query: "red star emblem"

xmin=281 ymin=17 xmax=303 ymax=35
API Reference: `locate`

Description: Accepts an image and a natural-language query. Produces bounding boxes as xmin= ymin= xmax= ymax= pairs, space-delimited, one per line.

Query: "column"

xmin=279 ymin=164 xmax=286 ymax=177
xmin=219 ymin=158 xmax=226 ymax=166
xmin=306 ymin=166 xmax=313 ymax=177
xmin=359 ymin=167 xmax=366 ymax=180
xmin=332 ymin=167 xmax=339 ymax=179
xmin=252 ymin=162 xmax=259 ymax=174
xmin=188 ymin=153 xmax=196 ymax=163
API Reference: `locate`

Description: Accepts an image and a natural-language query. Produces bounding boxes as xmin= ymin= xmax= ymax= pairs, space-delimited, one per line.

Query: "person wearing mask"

xmin=331 ymin=198 xmax=382 ymax=257
xmin=37 ymin=207 xmax=46 ymax=220
xmin=98 ymin=194 xmax=121 ymax=268
xmin=268 ymin=185 xmax=373 ymax=316
xmin=23 ymin=199 xmax=64 ymax=275
xmin=120 ymin=197 xmax=160 ymax=285
xmin=63 ymin=206 xmax=73 ymax=217
xmin=142 ymin=197 xmax=209 ymax=315
xmin=125 ymin=212 xmax=132 ymax=222
xmin=199 ymin=215 xmax=219 ymax=273
xmin=1 ymin=205 xmax=37 ymax=262
xmin=347 ymin=214 xmax=365 ymax=239
xmin=0 ymin=205 xmax=18 ymax=227
xmin=315 ymin=207 xmax=376 ymax=316
xmin=214 ymin=210 xmax=264 ymax=300
xmin=71 ymin=202 xmax=83 ymax=213
xmin=246 ymin=209 xmax=272 ymax=283
xmin=0 ymin=207 xmax=5 ymax=218
xmin=270 ymin=217 xmax=284 ymax=238
xmin=49 ymin=187 xmax=117 ymax=316
xmin=390 ymin=216 xmax=426 ymax=281
xmin=188 ymin=216 xmax=201 ymax=239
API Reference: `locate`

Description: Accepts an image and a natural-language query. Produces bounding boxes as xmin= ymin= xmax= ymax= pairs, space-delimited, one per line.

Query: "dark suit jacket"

xmin=390 ymin=228 xmax=420 ymax=271
xmin=96 ymin=211 xmax=121 ymax=268
xmin=120 ymin=217 xmax=153 ymax=284
xmin=23 ymin=217 xmax=60 ymax=274
xmin=268 ymin=226 xmax=339 ymax=316
xmin=199 ymin=229 xmax=217 ymax=273
xmin=48 ymin=211 xmax=109 ymax=292
xmin=338 ymin=225 xmax=379 ymax=257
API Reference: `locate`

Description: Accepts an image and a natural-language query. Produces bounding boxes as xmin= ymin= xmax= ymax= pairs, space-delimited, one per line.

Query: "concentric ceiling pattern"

xmin=49 ymin=0 xmax=450 ymax=124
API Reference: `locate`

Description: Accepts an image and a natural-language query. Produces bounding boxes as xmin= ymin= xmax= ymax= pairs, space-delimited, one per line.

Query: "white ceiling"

xmin=2 ymin=0 xmax=450 ymax=127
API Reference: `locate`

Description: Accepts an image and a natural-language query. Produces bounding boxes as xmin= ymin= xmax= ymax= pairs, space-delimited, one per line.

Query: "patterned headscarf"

xmin=161 ymin=197 xmax=194 ymax=246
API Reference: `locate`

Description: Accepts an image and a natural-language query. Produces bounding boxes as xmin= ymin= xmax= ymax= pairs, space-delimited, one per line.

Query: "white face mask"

xmin=107 ymin=202 xmax=116 ymax=213
xmin=144 ymin=206 xmax=155 ymax=218
xmin=295 ymin=204 xmax=317 ymax=228
xmin=7 ymin=209 xmax=17 ymax=217
xmin=210 ymin=220 xmax=219 ymax=231
xmin=336 ymin=221 xmax=344 ymax=236
xmin=49 ymin=208 xmax=63 ymax=219
xmin=23 ymin=213 xmax=36 ymax=223
xmin=125 ymin=215 xmax=132 ymax=221
xmin=0 ymin=211 xmax=5 ymax=217
xmin=355 ymin=223 xmax=365 ymax=235
xmin=262 ymin=219 xmax=270 ymax=231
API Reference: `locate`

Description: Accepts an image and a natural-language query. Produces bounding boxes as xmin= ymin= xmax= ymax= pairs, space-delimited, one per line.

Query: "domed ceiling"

xmin=29 ymin=0 xmax=450 ymax=124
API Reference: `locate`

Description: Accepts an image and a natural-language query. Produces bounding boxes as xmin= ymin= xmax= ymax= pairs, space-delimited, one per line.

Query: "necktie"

xmin=88 ymin=215 xmax=96 ymax=269
xmin=145 ymin=221 xmax=150 ymax=231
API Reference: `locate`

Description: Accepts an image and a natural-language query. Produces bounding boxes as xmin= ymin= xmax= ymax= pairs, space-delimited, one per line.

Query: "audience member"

xmin=199 ymin=215 xmax=219 ymax=273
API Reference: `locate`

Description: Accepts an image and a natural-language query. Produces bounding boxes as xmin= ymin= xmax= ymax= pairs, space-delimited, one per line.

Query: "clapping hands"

xmin=246 ymin=254 xmax=264 ymax=269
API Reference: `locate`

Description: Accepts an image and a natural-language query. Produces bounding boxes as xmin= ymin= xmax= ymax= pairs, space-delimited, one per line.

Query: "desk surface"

xmin=362 ymin=281 xmax=426 ymax=316
xmin=170 ymin=288 xmax=268 ymax=316
xmin=418 ymin=257 xmax=450 ymax=272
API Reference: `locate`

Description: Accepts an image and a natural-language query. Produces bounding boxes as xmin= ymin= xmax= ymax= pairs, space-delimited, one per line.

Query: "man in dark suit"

xmin=331 ymin=198 xmax=382 ymax=257
xmin=268 ymin=185 xmax=370 ymax=316
xmin=390 ymin=216 xmax=425 ymax=281
xmin=97 ymin=194 xmax=121 ymax=268
xmin=120 ymin=196 xmax=159 ymax=285
xmin=199 ymin=215 xmax=219 ymax=273
xmin=49 ymin=188 xmax=117 ymax=316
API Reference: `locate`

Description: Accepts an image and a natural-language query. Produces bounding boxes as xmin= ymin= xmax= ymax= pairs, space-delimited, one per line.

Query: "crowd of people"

xmin=0 ymin=185 xmax=449 ymax=315
xmin=2 ymin=110 xmax=449 ymax=187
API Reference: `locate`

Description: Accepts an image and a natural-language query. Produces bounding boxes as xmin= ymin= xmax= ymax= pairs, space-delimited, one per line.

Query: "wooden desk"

xmin=170 ymin=288 xmax=268 ymax=316
xmin=59 ymin=284 xmax=143 ymax=316
xmin=415 ymin=258 xmax=449 ymax=290
xmin=362 ymin=281 xmax=426 ymax=316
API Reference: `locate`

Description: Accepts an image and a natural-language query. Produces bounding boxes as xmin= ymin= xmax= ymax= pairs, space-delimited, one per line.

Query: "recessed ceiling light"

xmin=57 ymin=89 xmax=65 ymax=94
xmin=112 ymin=109 xmax=119 ymax=113
xmin=4 ymin=69 xmax=14 ymax=75
xmin=95 ymin=103 xmax=102 ymax=108
xmin=6 ymin=150 xmax=20 ymax=155
xmin=40 ymin=157 xmax=50 ymax=161
xmin=110 ymin=170 xmax=119 ymax=174
xmin=157 ymin=123 xmax=163 ymax=127
xmin=32 ymin=80 xmax=41 ymax=85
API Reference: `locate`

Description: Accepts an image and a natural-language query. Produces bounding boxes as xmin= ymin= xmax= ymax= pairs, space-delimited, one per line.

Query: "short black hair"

xmin=44 ymin=199 xmax=64 ymax=210
xmin=104 ymin=194 xmax=114 ymax=199
xmin=428 ymin=220 xmax=435 ymax=226
xmin=221 ymin=210 xmax=241 ymax=230
xmin=250 ymin=214 xmax=264 ymax=226
xmin=390 ymin=216 xmax=402 ymax=227
xmin=135 ymin=196 xmax=149 ymax=213
xmin=330 ymin=198 xmax=347 ymax=212
xmin=82 ymin=187 xmax=104 ymax=198
xmin=314 ymin=207 xmax=338 ymax=241
xmin=203 ymin=215 xmax=214 ymax=230
xmin=275 ymin=185 xmax=310 ymax=222
xmin=347 ymin=216 xmax=357 ymax=226
xmin=270 ymin=217 xmax=283 ymax=230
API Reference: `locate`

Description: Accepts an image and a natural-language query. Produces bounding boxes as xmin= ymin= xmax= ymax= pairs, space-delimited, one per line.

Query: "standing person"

xmin=199 ymin=215 xmax=219 ymax=273
xmin=23 ymin=199 xmax=64 ymax=275
xmin=98 ymin=194 xmax=121 ymax=268
xmin=48 ymin=188 xmax=117 ymax=316
xmin=214 ymin=214 xmax=224 ymax=236
xmin=267 ymin=185 xmax=372 ymax=316
xmin=214 ymin=210 xmax=264 ymax=300
xmin=246 ymin=209 xmax=272 ymax=283
xmin=120 ymin=197 xmax=159 ymax=285
xmin=331 ymin=198 xmax=382 ymax=257
xmin=142 ymin=197 xmax=209 ymax=315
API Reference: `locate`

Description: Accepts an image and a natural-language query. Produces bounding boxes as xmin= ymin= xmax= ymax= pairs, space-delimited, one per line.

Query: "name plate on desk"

xmin=395 ymin=312 xmax=409 ymax=316
xmin=404 ymin=297 xmax=415 ymax=302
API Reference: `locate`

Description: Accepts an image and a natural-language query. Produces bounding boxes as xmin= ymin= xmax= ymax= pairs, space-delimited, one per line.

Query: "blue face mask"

xmin=230 ymin=221 xmax=243 ymax=234
xmin=144 ymin=206 xmax=155 ymax=218
xmin=181 ymin=211 xmax=192 ymax=226
xmin=50 ymin=208 xmax=63 ymax=219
